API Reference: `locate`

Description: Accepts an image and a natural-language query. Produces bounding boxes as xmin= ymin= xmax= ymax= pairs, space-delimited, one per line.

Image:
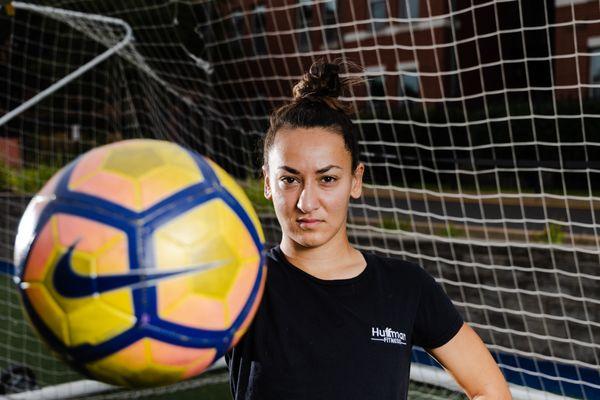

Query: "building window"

xmin=399 ymin=0 xmax=419 ymax=19
xmin=590 ymin=46 xmax=600 ymax=98
xmin=370 ymin=0 xmax=387 ymax=31
xmin=253 ymin=5 xmax=267 ymax=54
xmin=321 ymin=0 xmax=337 ymax=45
xmin=298 ymin=0 xmax=313 ymax=51
xmin=398 ymin=68 xmax=419 ymax=98
xmin=231 ymin=9 xmax=245 ymax=38
xmin=369 ymin=75 xmax=386 ymax=97
xmin=366 ymin=66 xmax=386 ymax=97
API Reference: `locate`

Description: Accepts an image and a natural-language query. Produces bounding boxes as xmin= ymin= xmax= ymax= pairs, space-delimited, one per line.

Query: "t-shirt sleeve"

xmin=412 ymin=268 xmax=463 ymax=349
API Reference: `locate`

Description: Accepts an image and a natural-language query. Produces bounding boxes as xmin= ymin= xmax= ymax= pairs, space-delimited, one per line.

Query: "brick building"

xmin=554 ymin=0 xmax=600 ymax=99
xmin=212 ymin=0 xmax=450 ymax=114
xmin=210 ymin=0 xmax=598 ymax=114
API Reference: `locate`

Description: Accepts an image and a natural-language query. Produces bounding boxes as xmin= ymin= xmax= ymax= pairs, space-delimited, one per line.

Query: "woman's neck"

xmin=279 ymin=236 xmax=365 ymax=280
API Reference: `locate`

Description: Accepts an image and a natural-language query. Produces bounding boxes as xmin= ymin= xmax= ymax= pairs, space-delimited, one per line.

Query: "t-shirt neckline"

xmin=272 ymin=245 xmax=371 ymax=286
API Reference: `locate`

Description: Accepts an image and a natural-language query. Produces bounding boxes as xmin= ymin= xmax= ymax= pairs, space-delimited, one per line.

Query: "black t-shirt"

xmin=225 ymin=246 xmax=463 ymax=400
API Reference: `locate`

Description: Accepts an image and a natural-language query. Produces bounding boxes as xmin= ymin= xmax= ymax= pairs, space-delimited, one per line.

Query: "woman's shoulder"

xmin=363 ymin=251 xmax=431 ymax=282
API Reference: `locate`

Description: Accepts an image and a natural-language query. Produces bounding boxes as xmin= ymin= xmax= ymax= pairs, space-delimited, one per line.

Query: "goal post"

xmin=0 ymin=1 xmax=598 ymax=399
xmin=0 ymin=2 xmax=133 ymax=128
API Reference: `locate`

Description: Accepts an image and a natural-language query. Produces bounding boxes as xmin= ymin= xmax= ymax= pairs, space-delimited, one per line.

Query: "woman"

xmin=226 ymin=60 xmax=511 ymax=400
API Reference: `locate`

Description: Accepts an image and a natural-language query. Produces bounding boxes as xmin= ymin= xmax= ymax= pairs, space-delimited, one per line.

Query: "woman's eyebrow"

xmin=278 ymin=165 xmax=300 ymax=174
xmin=316 ymin=165 xmax=342 ymax=174
xmin=277 ymin=165 xmax=342 ymax=174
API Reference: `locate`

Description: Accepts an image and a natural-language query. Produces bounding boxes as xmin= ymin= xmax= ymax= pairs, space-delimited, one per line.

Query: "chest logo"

xmin=371 ymin=326 xmax=407 ymax=345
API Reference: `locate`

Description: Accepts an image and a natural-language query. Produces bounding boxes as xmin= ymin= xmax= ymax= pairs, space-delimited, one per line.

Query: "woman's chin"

xmin=291 ymin=232 xmax=327 ymax=248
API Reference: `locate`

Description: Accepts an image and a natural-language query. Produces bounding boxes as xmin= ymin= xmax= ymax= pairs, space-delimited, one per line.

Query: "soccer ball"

xmin=13 ymin=139 xmax=266 ymax=387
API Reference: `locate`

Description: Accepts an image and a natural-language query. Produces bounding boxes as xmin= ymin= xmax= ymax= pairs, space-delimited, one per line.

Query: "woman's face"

xmin=263 ymin=127 xmax=364 ymax=249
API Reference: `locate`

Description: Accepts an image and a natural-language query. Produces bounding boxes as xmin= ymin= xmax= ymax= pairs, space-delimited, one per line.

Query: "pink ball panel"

xmin=72 ymin=171 xmax=138 ymax=211
xmin=23 ymin=220 xmax=55 ymax=282
xmin=56 ymin=214 xmax=124 ymax=253
xmin=95 ymin=236 xmax=129 ymax=275
xmin=183 ymin=354 xmax=217 ymax=379
xmin=166 ymin=295 xmax=227 ymax=330
xmin=111 ymin=339 xmax=148 ymax=370
xmin=149 ymin=339 xmax=215 ymax=367
xmin=226 ymin=261 xmax=259 ymax=322
xmin=68 ymin=147 xmax=109 ymax=189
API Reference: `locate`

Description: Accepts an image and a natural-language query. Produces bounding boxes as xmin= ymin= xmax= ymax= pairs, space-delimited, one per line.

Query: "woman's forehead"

xmin=269 ymin=128 xmax=350 ymax=168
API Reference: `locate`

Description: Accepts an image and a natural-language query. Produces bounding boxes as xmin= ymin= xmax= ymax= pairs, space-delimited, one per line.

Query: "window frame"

xmin=252 ymin=4 xmax=267 ymax=54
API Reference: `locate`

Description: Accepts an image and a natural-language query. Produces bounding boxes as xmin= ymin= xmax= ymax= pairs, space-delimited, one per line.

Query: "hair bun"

xmin=293 ymin=60 xmax=342 ymax=100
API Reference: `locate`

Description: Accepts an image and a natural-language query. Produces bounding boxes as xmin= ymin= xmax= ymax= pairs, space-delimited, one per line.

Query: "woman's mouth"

xmin=297 ymin=218 xmax=322 ymax=228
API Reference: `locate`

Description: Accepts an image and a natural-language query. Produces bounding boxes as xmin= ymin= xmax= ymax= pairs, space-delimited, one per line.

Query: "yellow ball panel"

xmin=86 ymin=339 xmax=188 ymax=387
xmin=154 ymin=194 xmax=263 ymax=330
xmin=219 ymin=203 xmax=261 ymax=262
xmin=153 ymin=199 xmax=221 ymax=250
xmin=138 ymin=164 xmax=203 ymax=211
xmin=104 ymin=139 xmax=202 ymax=179
xmin=153 ymin=227 xmax=194 ymax=269
xmin=190 ymin=253 xmax=239 ymax=300
xmin=25 ymin=283 xmax=70 ymax=346
xmin=153 ymin=199 xmax=242 ymax=298
xmin=67 ymin=291 xmax=136 ymax=346
xmin=226 ymin=260 xmax=260 ymax=323
xmin=102 ymin=143 xmax=163 ymax=179
xmin=149 ymin=140 xmax=204 ymax=177
xmin=89 ymin=139 xmax=205 ymax=212
xmin=69 ymin=250 xmax=94 ymax=277
xmin=206 ymin=158 xmax=265 ymax=243
xmin=100 ymin=287 xmax=136 ymax=317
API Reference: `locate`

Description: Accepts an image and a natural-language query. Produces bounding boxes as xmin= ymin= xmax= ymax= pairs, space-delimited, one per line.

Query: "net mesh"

xmin=0 ymin=0 xmax=599 ymax=399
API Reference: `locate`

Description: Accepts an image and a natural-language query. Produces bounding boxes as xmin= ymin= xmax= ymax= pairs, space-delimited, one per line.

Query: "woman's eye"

xmin=280 ymin=176 xmax=297 ymax=184
xmin=321 ymin=176 xmax=337 ymax=184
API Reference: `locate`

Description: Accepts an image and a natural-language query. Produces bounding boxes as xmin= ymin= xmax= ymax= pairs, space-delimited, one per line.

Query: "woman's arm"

xmin=428 ymin=323 xmax=512 ymax=400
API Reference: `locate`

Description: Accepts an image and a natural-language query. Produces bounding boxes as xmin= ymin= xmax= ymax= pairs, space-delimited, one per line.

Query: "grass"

xmin=143 ymin=383 xmax=231 ymax=400
xmin=0 ymin=275 xmax=81 ymax=391
xmin=378 ymin=216 xmax=413 ymax=231
xmin=533 ymin=222 xmax=565 ymax=244
xmin=436 ymin=223 xmax=465 ymax=239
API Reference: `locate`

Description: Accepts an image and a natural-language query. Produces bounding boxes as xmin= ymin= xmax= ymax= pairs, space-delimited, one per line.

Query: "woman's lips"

xmin=297 ymin=218 xmax=322 ymax=228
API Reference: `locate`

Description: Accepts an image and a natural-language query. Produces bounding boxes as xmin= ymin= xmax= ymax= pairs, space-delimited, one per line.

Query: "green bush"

xmin=239 ymin=178 xmax=273 ymax=212
xmin=0 ymin=163 xmax=59 ymax=194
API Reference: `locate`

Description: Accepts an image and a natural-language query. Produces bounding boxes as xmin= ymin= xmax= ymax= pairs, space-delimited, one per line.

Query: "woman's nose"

xmin=297 ymin=183 xmax=319 ymax=213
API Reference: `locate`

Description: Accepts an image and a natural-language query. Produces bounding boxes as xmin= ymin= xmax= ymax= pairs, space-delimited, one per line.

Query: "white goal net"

xmin=0 ymin=0 xmax=598 ymax=399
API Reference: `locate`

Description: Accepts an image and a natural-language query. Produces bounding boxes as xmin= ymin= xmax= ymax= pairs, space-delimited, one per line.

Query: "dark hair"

xmin=262 ymin=59 xmax=364 ymax=173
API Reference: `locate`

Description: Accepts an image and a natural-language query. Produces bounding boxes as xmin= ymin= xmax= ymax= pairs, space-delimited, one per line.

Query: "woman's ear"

xmin=350 ymin=163 xmax=364 ymax=199
xmin=262 ymin=165 xmax=272 ymax=200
